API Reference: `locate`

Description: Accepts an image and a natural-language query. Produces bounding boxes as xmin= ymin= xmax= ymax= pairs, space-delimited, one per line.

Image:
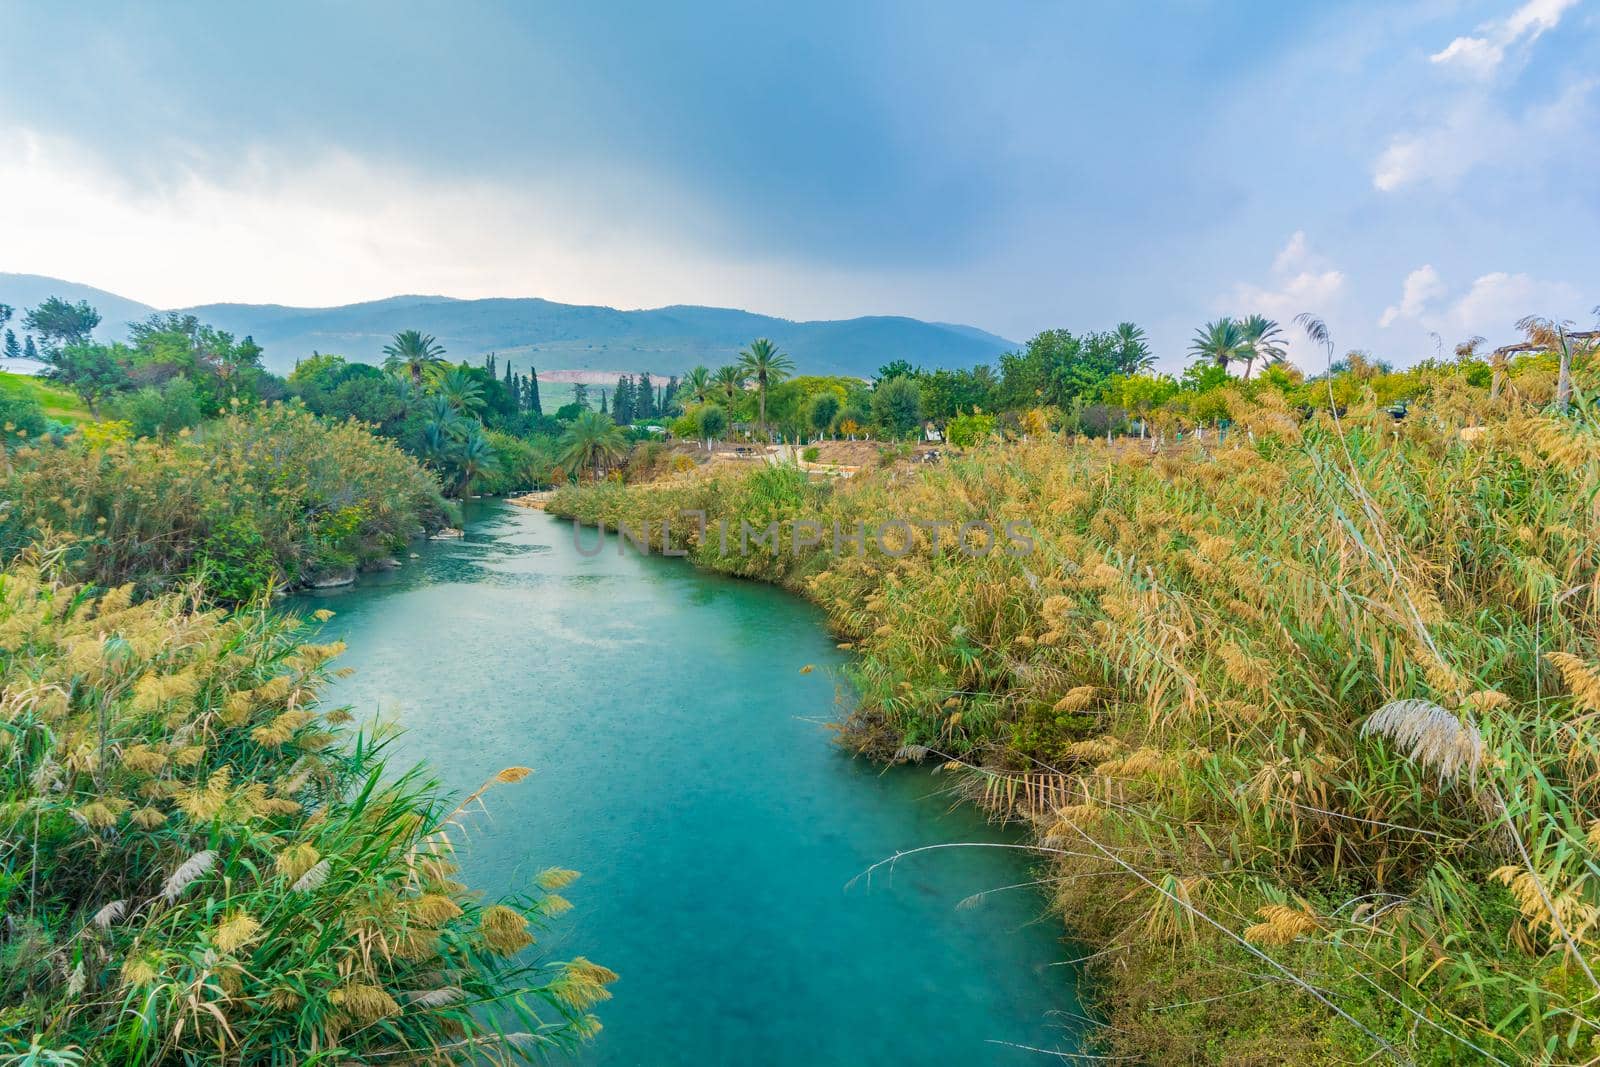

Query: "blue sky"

xmin=0 ymin=0 xmax=1594 ymax=370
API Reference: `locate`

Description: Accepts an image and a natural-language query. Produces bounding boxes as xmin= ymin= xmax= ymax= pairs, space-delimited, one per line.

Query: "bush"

xmin=0 ymin=387 xmax=48 ymax=447
xmin=945 ymin=410 xmax=995 ymax=448
xmin=801 ymin=446 xmax=820 ymax=463
xmin=0 ymin=568 xmax=610 ymax=1062
xmin=0 ymin=404 xmax=451 ymax=600
xmin=112 ymin=377 xmax=204 ymax=438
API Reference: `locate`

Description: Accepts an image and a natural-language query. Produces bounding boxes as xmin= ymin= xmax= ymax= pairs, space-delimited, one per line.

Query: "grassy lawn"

xmin=0 ymin=370 xmax=93 ymax=424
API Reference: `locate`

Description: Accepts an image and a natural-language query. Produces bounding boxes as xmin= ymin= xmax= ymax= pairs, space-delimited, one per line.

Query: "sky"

xmin=0 ymin=0 xmax=1595 ymax=371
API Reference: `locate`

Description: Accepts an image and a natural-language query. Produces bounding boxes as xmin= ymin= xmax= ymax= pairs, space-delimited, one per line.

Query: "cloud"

xmin=1376 ymin=0 xmax=1592 ymax=192
xmin=1429 ymin=0 xmax=1579 ymax=78
xmin=0 ymin=124 xmax=946 ymax=324
xmin=1379 ymin=265 xmax=1447 ymax=327
xmin=1218 ymin=233 xmax=1347 ymax=366
xmin=1372 ymin=74 xmax=1595 ymax=192
xmin=1429 ymin=271 xmax=1585 ymax=340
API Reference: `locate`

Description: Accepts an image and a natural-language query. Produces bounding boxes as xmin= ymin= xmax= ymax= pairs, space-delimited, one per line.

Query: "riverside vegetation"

xmin=1 ymin=302 xmax=615 ymax=1063
xmin=549 ymin=351 xmax=1600 ymax=1063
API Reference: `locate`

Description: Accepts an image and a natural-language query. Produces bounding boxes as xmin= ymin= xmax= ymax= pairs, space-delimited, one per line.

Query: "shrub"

xmin=871 ymin=376 xmax=922 ymax=438
xmin=0 ymin=404 xmax=450 ymax=600
xmin=0 ymin=387 xmax=48 ymax=447
xmin=802 ymin=446 xmax=820 ymax=463
xmin=0 ymin=568 xmax=610 ymax=1062
xmin=945 ymin=410 xmax=995 ymax=448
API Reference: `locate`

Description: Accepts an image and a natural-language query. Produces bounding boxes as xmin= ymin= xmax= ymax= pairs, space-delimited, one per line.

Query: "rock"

xmin=372 ymin=557 xmax=402 ymax=570
xmin=409 ymin=552 xmax=421 ymax=559
xmin=309 ymin=571 xmax=356 ymax=589
xmin=429 ymin=528 xmax=465 ymax=540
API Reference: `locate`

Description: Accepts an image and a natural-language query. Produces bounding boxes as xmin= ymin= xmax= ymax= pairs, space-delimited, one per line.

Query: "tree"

xmin=1189 ymin=318 xmax=1247 ymax=375
xmin=557 ymin=409 xmax=628 ymax=480
xmin=612 ymin=375 xmax=634 ymax=423
xmin=698 ymin=404 xmax=727 ymax=448
xmin=48 ymin=342 xmax=132 ymax=411
xmin=875 ymin=359 xmax=918 ymax=381
xmin=1236 ymin=315 xmax=1286 ymax=379
xmin=23 ymin=336 xmax=38 ymax=361
xmin=433 ymin=365 xmax=486 ymax=416
xmin=683 ymin=366 xmax=712 ymax=406
xmin=23 ymin=297 xmax=101 ymax=356
xmin=636 ymin=372 xmax=656 ymax=420
xmin=382 ymin=330 xmax=446 ymax=384
xmin=662 ymin=375 xmax=680 ymax=415
xmin=598 ymin=389 xmax=608 ymax=415
xmin=572 ymin=383 xmax=590 ymax=409
xmin=1112 ymin=322 xmax=1155 ymax=374
xmin=737 ymin=338 xmax=794 ymax=434
xmin=527 ymin=368 xmax=543 ymax=415
xmin=872 ymin=375 xmax=923 ymax=438
xmin=808 ymin=392 xmax=840 ymax=436
xmin=712 ymin=365 xmax=747 ymax=407
xmin=3 ymin=330 xmax=19 ymax=361
xmin=453 ymin=424 xmax=501 ymax=496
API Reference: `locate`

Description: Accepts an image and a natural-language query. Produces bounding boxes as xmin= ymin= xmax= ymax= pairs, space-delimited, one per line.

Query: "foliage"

xmin=944 ymin=409 xmax=996 ymax=448
xmin=0 ymin=404 xmax=449 ymax=600
xmin=109 ymin=379 xmax=204 ymax=439
xmin=556 ymin=410 xmax=628 ymax=481
xmin=870 ymin=376 xmax=923 ymax=439
xmin=0 ymin=568 xmax=609 ymax=1062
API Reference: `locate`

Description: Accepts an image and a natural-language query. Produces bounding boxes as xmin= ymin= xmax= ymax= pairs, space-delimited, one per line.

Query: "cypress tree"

xmin=662 ymin=375 xmax=679 ymax=414
xmin=637 ymin=372 xmax=655 ymax=420
xmin=613 ymin=375 xmax=634 ymax=424
xmin=599 ymin=389 xmax=608 ymax=415
xmin=3 ymin=330 xmax=18 ymax=361
xmin=528 ymin=368 xmax=542 ymax=415
xmin=23 ymin=335 xmax=37 ymax=361
xmin=485 ymin=352 xmax=497 ymax=378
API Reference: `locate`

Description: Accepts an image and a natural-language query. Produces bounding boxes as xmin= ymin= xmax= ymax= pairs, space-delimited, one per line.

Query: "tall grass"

xmin=0 ymin=560 xmax=610 ymax=1063
xmin=551 ymin=384 xmax=1600 ymax=1062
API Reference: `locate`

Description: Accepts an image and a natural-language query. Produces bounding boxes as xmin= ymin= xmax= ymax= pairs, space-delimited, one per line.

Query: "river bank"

xmin=545 ymin=412 xmax=1600 ymax=1064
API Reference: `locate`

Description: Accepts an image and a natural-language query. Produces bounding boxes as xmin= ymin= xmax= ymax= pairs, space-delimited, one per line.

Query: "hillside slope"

xmin=0 ymin=274 xmax=1016 ymax=377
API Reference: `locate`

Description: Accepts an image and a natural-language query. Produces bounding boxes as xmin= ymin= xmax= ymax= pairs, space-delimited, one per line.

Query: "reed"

xmin=0 ymin=566 xmax=608 ymax=1063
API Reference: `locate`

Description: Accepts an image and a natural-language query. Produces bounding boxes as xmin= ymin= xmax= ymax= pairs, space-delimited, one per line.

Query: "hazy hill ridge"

xmin=0 ymin=273 xmax=1016 ymax=376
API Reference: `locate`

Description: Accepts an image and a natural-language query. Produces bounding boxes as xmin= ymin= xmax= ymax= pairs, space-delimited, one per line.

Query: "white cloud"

xmin=1427 ymin=271 xmax=1584 ymax=341
xmin=1217 ymin=233 xmax=1347 ymax=367
xmin=1429 ymin=0 xmax=1579 ymax=78
xmin=0 ymin=124 xmax=945 ymax=326
xmin=1379 ymin=264 xmax=1446 ymax=327
xmin=1372 ymin=75 xmax=1595 ymax=191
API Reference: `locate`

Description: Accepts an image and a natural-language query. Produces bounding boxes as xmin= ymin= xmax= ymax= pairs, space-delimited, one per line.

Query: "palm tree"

xmin=452 ymin=424 xmax=500 ymax=496
xmin=1236 ymin=315 xmax=1287 ymax=379
xmin=737 ymin=338 xmax=794 ymax=435
xmin=1112 ymin=322 xmax=1156 ymax=374
xmin=712 ymin=364 xmax=747 ymax=407
xmin=558 ymin=409 xmax=628 ymax=481
xmin=382 ymin=330 xmax=446 ymax=384
xmin=432 ymin=365 xmax=486 ymax=416
xmin=1189 ymin=318 xmax=1247 ymax=375
xmin=683 ymin=365 xmax=713 ymax=406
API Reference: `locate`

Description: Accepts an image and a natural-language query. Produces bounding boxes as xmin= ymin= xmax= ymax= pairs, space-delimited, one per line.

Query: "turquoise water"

xmin=298 ymin=502 xmax=1086 ymax=1064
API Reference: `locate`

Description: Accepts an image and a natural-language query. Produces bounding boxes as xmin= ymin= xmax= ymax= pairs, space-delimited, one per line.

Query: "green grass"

xmin=0 ymin=370 xmax=92 ymax=425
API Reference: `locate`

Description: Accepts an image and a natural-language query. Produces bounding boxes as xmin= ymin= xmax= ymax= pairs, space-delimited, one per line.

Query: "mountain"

xmin=0 ymin=274 xmax=1017 ymax=377
xmin=0 ymin=275 xmax=157 ymax=342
